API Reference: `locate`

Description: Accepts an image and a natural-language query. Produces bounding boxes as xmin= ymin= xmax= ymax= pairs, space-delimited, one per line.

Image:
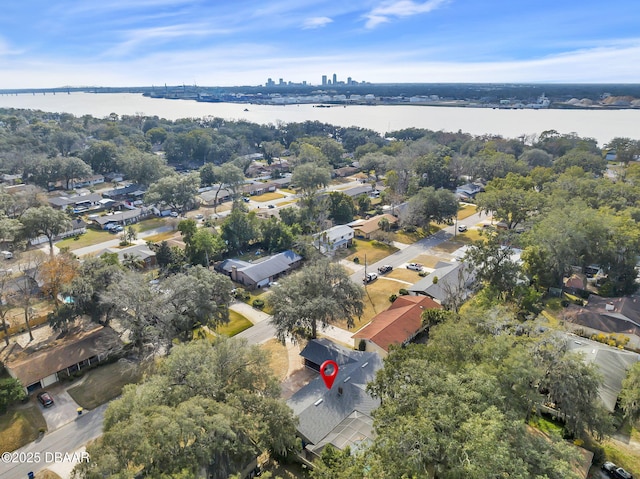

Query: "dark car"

xmin=37 ymin=391 xmax=54 ymax=408
xmin=378 ymin=265 xmax=393 ymax=274
xmin=614 ymin=467 xmax=633 ymax=479
xmin=603 ymin=462 xmax=617 ymax=474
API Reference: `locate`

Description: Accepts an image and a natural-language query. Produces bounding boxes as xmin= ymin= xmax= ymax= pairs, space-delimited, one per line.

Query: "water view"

xmin=1 ymin=92 xmax=639 ymax=146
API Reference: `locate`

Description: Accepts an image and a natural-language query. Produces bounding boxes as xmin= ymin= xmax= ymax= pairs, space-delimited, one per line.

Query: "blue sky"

xmin=0 ymin=0 xmax=639 ymax=88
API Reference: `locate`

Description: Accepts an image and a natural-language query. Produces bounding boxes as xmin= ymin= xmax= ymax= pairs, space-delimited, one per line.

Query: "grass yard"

xmin=344 ymin=239 xmax=399 ymax=265
xmin=134 ymin=217 xmax=167 ymax=233
xmin=67 ymin=360 xmax=142 ymax=410
xmin=432 ymin=240 xmax=468 ymax=254
xmin=386 ymin=268 xmax=423 ymax=283
xmin=56 ymin=228 xmax=113 ymax=250
xmin=411 ymin=254 xmax=446 ymax=269
xmin=216 ymin=310 xmax=253 ymax=336
xmin=457 ymin=203 xmax=478 ymax=220
xmin=143 ymin=231 xmax=178 ymax=243
xmin=261 ymin=339 xmax=289 ymax=381
xmin=251 ymin=192 xmax=285 ymax=202
xmin=333 ymin=278 xmax=402 ymax=330
xmin=0 ymin=403 xmax=47 ymax=453
xmin=391 ymin=228 xmax=428 ymax=244
xmin=602 ymin=439 xmax=640 ymax=476
xmin=36 ymin=471 xmax=63 ymax=479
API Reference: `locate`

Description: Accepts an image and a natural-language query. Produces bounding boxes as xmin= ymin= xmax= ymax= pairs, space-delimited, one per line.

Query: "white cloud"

xmin=365 ymin=0 xmax=449 ymax=29
xmin=302 ymin=16 xmax=333 ymax=29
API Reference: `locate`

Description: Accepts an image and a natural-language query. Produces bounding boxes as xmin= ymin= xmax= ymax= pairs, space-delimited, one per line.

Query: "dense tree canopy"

xmin=268 ymin=259 xmax=364 ymax=341
xmin=74 ymin=339 xmax=298 ymax=479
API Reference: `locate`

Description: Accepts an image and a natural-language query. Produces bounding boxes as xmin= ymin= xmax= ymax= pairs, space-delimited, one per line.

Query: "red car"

xmin=37 ymin=391 xmax=54 ymax=408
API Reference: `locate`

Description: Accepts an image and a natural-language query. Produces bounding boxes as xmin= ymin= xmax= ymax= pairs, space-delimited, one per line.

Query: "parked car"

xmin=615 ymin=467 xmax=633 ymax=479
xmin=378 ymin=265 xmax=393 ymax=274
xmin=37 ymin=391 xmax=54 ymax=408
xmin=194 ymin=214 xmax=204 ymax=220
xmin=406 ymin=263 xmax=423 ymax=271
xmin=1 ymin=250 xmax=13 ymax=260
xmin=268 ymin=204 xmax=275 ymax=209
xmin=603 ymin=462 xmax=618 ymax=475
xmin=457 ymin=225 xmax=468 ymax=232
xmin=363 ymin=272 xmax=378 ymax=283
xmin=242 ymin=197 xmax=250 ymax=203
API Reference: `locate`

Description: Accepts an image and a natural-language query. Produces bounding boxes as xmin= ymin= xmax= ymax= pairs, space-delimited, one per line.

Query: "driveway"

xmin=38 ymin=387 xmax=82 ymax=432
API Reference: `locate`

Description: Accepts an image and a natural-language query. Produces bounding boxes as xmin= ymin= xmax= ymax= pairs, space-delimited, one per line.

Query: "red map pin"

xmin=320 ymin=360 xmax=339 ymax=389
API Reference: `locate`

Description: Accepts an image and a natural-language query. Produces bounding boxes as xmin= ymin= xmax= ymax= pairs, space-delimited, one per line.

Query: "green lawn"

xmin=56 ymin=228 xmax=114 ymax=250
xmin=216 ymin=310 xmax=253 ymax=336
xmin=144 ymin=231 xmax=178 ymax=243
xmin=391 ymin=228 xmax=429 ymax=244
xmin=344 ymin=239 xmax=399 ymax=265
xmin=0 ymin=403 xmax=47 ymax=453
xmin=67 ymin=360 xmax=142 ymax=410
xmin=457 ymin=203 xmax=478 ymax=220
xmin=251 ymin=192 xmax=285 ymax=202
xmin=134 ymin=217 xmax=168 ymax=233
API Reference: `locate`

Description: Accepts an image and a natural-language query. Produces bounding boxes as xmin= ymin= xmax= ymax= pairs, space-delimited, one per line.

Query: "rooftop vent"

xmin=314 ymin=398 xmax=323 ymax=406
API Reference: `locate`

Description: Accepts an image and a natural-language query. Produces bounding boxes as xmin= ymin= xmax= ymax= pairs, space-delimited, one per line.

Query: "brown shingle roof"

xmin=353 ymin=296 xmax=441 ymax=351
xmin=4 ymin=326 xmax=122 ymax=386
xmin=352 ymin=214 xmax=397 ymax=235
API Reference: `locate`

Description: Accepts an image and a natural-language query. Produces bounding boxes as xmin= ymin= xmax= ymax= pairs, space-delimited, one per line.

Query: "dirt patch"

xmin=280 ymin=367 xmax=316 ymax=400
xmin=261 ymin=339 xmax=289 ymax=381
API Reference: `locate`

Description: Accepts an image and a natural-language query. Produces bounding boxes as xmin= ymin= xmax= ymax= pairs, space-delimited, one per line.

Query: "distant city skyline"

xmin=0 ymin=0 xmax=639 ymax=89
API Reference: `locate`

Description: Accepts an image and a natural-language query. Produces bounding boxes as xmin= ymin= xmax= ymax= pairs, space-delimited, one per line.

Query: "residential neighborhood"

xmin=1 ymin=107 xmax=640 ymax=479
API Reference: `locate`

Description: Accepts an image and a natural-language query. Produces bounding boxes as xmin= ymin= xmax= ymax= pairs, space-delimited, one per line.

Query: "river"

xmin=1 ymin=92 xmax=639 ymax=146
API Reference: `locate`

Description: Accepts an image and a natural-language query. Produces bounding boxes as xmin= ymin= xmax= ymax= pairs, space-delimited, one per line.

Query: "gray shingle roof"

xmin=237 ymin=250 xmax=301 ymax=283
xmin=287 ymin=339 xmax=383 ymax=447
xmin=565 ymin=334 xmax=639 ymax=412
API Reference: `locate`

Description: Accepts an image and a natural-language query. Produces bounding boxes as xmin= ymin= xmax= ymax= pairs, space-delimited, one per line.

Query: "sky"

xmin=0 ymin=0 xmax=639 ymax=88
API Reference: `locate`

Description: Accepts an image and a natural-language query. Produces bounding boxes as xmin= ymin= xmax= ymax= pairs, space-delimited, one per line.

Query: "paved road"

xmin=349 ymin=211 xmax=488 ymax=284
xmin=0 ymin=404 xmax=107 ymax=479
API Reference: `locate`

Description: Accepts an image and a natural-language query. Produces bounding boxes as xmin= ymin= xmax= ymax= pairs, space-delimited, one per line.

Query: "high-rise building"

xmin=332 ymin=73 xmax=337 ymax=85
xmin=347 ymin=77 xmax=352 ymax=85
xmin=322 ymin=75 xmax=327 ymax=86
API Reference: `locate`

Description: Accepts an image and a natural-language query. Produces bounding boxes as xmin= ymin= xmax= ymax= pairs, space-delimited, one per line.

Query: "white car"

xmin=363 ymin=272 xmax=378 ymax=283
xmin=457 ymin=225 xmax=468 ymax=232
xmin=406 ymin=263 xmax=423 ymax=271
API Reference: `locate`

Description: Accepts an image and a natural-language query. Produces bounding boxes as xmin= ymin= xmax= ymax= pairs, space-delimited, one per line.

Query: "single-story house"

xmin=199 ymin=187 xmax=232 ymax=206
xmin=455 ymin=183 xmax=484 ymax=200
xmin=217 ymin=250 xmax=302 ymax=289
xmin=269 ymin=177 xmax=292 ymax=188
xmin=334 ymin=166 xmax=359 ymax=177
xmin=564 ymin=333 xmax=639 ymax=412
xmin=2 ymin=326 xmax=123 ymax=394
xmin=72 ymin=174 xmax=105 ymax=189
xmin=95 ymin=243 xmax=157 ymax=268
xmin=352 ymin=295 xmax=441 ymax=357
xmin=92 ymin=208 xmax=144 ymax=229
xmin=48 ymin=193 xmax=104 ymax=211
xmin=342 ymin=184 xmax=373 ymax=198
xmin=408 ymin=261 xmax=475 ymax=306
xmin=349 ymin=214 xmax=398 ymax=239
xmin=287 ymin=339 xmax=383 ymax=460
xmin=563 ymin=295 xmax=640 ymax=349
xmin=28 ymin=218 xmax=88 ymax=246
xmin=314 ymin=225 xmax=354 ymax=254
xmin=102 ymin=184 xmax=146 ymax=200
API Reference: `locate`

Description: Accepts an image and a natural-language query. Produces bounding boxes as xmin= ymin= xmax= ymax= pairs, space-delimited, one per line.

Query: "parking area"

xmin=36 ymin=386 xmax=82 ymax=431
